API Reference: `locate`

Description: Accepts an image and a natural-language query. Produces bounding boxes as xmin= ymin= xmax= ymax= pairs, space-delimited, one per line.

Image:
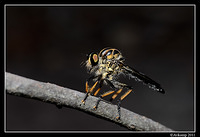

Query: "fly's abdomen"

xmin=122 ymin=65 xmax=165 ymax=94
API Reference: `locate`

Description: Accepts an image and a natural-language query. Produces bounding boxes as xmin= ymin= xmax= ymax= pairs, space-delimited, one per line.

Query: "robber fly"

xmin=81 ymin=47 xmax=165 ymax=119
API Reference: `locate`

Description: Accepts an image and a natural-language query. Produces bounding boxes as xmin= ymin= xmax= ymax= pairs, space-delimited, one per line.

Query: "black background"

xmin=6 ymin=5 xmax=194 ymax=131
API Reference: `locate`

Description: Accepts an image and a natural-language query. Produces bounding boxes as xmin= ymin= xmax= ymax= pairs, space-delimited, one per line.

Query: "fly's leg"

xmin=82 ymin=81 xmax=98 ymax=104
xmin=116 ymin=86 xmax=133 ymax=120
xmin=93 ymin=79 xmax=103 ymax=96
xmin=93 ymin=79 xmax=116 ymax=109
xmin=109 ymin=81 xmax=127 ymax=102
xmin=110 ymin=89 xmax=123 ymax=102
xmin=116 ymin=100 xmax=121 ymax=120
xmin=107 ymin=80 xmax=133 ymax=120
xmin=81 ymin=81 xmax=89 ymax=104
xmin=93 ymin=90 xmax=115 ymax=110
xmin=81 ymin=75 xmax=99 ymax=104
xmin=105 ymin=79 xmax=116 ymax=89
xmin=93 ymin=97 xmax=102 ymax=110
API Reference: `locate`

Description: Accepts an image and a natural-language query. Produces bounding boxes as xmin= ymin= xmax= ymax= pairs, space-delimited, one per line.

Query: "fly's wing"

xmin=121 ymin=63 xmax=165 ymax=94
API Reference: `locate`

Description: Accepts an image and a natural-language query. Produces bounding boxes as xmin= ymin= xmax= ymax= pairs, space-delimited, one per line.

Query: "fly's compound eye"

xmin=89 ymin=52 xmax=99 ymax=66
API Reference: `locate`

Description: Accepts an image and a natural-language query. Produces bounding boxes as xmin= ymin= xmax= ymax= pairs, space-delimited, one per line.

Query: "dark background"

xmin=6 ymin=6 xmax=194 ymax=131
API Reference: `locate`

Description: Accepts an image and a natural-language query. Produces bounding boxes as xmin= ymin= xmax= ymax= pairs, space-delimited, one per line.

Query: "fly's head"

xmin=85 ymin=52 xmax=99 ymax=73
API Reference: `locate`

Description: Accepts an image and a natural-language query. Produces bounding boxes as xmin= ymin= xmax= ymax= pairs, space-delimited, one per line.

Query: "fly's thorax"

xmin=99 ymin=48 xmax=124 ymax=61
xmin=102 ymin=72 xmax=109 ymax=79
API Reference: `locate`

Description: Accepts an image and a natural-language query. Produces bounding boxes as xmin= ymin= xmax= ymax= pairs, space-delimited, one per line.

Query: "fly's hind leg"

xmin=116 ymin=99 xmax=121 ymax=120
xmin=108 ymin=80 xmax=133 ymax=120
xmin=109 ymin=81 xmax=127 ymax=102
xmin=116 ymin=86 xmax=133 ymax=120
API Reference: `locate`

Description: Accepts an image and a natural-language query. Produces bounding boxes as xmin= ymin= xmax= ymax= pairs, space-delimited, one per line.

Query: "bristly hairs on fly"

xmin=80 ymin=53 xmax=88 ymax=68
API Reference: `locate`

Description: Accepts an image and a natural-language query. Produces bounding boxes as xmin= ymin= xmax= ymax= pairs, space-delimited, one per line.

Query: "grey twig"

xmin=6 ymin=72 xmax=173 ymax=131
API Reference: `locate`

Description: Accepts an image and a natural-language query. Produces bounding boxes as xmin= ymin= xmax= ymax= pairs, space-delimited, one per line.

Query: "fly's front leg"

xmin=81 ymin=75 xmax=101 ymax=104
xmin=93 ymin=79 xmax=103 ymax=96
xmin=82 ymin=81 xmax=98 ymax=104
xmin=81 ymin=75 xmax=96 ymax=104
xmin=81 ymin=81 xmax=89 ymax=104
